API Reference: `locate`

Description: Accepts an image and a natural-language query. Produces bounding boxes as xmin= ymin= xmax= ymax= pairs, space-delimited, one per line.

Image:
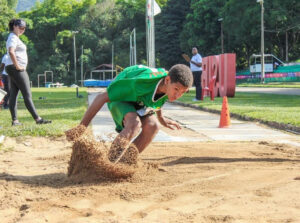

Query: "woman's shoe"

xmin=12 ymin=121 xmax=22 ymax=126
xmin=36 ymin=118 xmax=52 ymax=124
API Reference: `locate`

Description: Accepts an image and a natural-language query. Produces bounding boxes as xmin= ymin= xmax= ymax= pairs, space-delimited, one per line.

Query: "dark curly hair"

xmin=8 ymin=18 xmax=26 ymax=31
xmin=168 ymin=64 xmax=193 ymax=88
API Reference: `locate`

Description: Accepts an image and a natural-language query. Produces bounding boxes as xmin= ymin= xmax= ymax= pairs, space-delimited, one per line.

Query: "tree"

xmin=263 ymin=0 xmax=300 ymax=61
xmin=0 ymin=0 xmax=16 ymax=55
xmin=156 ymin=0 xmax=192 ymax=69
xmin=19 ymin=0 xmax=95 ymax=84
xmin=180 ymin=0 xmax=225 ymax=59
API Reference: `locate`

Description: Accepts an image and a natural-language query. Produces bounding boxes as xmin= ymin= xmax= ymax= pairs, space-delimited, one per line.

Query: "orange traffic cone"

xmin=219 ymin=96 xmax=231 ymax=128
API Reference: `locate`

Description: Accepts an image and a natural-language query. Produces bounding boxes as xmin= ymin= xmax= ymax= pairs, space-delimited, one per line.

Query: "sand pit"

xmin=1 ymin=137 xmax=300 ymax=222
xmin=108 ymin=138 xmax=139 ymax=165
xmin=65 ymin=125 xmax=87 ymax=142
xmin=66 ymin=127 xmax=139 ymax=181
xmin=68 ymin=135 xmax=138 ymax=181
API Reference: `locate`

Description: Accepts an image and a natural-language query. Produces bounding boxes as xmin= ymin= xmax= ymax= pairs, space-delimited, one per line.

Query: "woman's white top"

xmin=6 ymin=33 xmax=28 ymax=69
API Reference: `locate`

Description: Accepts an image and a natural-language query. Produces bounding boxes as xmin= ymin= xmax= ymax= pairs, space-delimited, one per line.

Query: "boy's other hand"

xmin=158 ymin=116 xmax=181 ymax=130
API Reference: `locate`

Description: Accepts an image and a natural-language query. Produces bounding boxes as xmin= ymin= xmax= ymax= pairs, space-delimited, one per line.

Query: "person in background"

xmin=5 ymin=18 xmax=51 ymax=126
xmin=190 ymin=47 xmax=202 ymax=101
xmin=0 ymin=54 xmax=10 ymax=109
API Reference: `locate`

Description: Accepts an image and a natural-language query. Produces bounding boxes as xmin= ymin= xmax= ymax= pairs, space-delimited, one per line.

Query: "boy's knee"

xmin=144 ymin=118 xmax=160 ymax=133
xmin=130 ymin=118 xmax=142 ymax=132
xmin=124 ymin=114 xmax=142 ymax=135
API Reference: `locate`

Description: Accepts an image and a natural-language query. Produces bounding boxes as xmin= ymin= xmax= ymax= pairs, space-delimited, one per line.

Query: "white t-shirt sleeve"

xmin=6 ymin=35 xmax=18 ymax=49
xmin=195 ymin=54 xmax=202 ymax=63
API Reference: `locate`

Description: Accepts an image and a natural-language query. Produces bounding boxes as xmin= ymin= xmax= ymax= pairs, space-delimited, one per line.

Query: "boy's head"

xmin=164 ymin=64 xmax=193 ymax=102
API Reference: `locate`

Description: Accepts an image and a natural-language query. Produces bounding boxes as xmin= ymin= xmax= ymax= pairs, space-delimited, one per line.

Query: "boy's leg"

xmin=132 ymin=114 xmax=159 ymax=153
xmin=108 ymin=102 xmax=159 ymax=154
xmin=112 ymin=112 xmax=142 ymax=150
xmin=121 ymin=112 xmax=142 ymax=140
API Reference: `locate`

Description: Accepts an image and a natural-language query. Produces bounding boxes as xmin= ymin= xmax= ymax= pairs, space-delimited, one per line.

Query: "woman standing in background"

xmin=5 ymin=18 xmax=51 ymax=126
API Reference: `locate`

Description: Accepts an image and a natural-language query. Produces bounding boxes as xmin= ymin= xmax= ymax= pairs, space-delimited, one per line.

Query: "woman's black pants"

xmin=5 ymin=65 xmax=39 ymax=121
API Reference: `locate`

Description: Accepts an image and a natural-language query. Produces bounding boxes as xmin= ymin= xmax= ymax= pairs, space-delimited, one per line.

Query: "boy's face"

xmin=164 ymin=76 xmax=189 ymax=102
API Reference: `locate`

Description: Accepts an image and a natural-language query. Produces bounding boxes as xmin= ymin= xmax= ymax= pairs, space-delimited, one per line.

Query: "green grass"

xmin=0 ymin=88 xmax=88 ymax=137
xmin=237 ymin=82 xmax=300 ymax=88
xmin=178 ymin=90 xmax=300 ymax=127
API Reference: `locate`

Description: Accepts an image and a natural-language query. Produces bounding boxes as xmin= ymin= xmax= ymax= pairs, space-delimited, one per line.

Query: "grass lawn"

xmin=237 ymin=82 xmax=300 ymax=88
xmin=178 ymin=90 xmax=300 ymax=128
xmin=0 ymin=87 xmax=88 ymax=137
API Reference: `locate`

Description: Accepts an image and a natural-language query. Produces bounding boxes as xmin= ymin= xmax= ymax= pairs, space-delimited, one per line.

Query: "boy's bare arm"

xmin=80 ymin=91 xmax=110 ymax=127
xmin=156 ymin=109 xmax=181 ymax=130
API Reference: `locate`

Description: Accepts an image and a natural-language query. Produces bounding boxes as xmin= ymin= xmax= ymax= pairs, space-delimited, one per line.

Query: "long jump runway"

xmin=89 ymin=90 xmax=300 ymax=145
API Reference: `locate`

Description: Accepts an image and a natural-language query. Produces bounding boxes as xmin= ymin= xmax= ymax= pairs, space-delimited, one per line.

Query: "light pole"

xmin=72 ymin=31 xmax=79 ymax=84
xmin=81 ymin=45 xmax=83 ymax=87
xmin=218 ymin=18 xmax=224 ymax=54
xmin=130 ymin=28 xmax=137 ymax=66
xmin=257 ymin=0 xmax=264 ymax=83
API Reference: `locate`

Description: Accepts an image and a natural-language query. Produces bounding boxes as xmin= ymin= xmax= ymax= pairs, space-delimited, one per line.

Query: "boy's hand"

xmin=158 ymin=116 xmax=181 ymax=130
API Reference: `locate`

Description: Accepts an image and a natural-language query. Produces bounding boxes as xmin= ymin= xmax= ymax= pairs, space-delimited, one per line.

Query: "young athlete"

xmin=67 ymin=64 xmax=193 ymax=157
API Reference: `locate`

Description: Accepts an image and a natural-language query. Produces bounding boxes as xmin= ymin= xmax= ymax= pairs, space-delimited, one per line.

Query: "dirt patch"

xmin=66 ymin=126 xmax=140 ymax=181
xmin=68 ymin=135 xmax=137 ymax=181
xmin=108 ymin=141 xmax=139 ymax=165
xmin=65 ymin=125 xmax=87 ymax=142
xmin=0 ymin=137 xmax=300 ymax=222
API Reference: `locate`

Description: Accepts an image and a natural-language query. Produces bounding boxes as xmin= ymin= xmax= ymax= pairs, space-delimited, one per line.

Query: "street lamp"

xmin=72 ymin=31 xmax=79 ymax=84
xmin=257 ymin=0 xmax=264 ymax=83
xmin=218 ymin=18 xmax=224 ymax=54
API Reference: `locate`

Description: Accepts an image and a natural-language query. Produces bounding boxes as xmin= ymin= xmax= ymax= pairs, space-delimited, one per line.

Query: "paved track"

xmin=236 ymin=87 xmax=300 ymax=95
xmin=89 ymin=90 xmax=299 ymax=145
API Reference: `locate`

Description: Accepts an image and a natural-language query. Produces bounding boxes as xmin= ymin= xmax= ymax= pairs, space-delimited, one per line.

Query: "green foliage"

xmin=180 ymin=0 xmax=225 ymax=57
xmin=156 ymin=0 xmax=191 ymax=69
xmin=175 ymin=0 xmax=300 ymax=69
xmin=7 ymin=0 xmax=18 ymax=9
xmin=0 ymin=0 xmax=16 ymax=54
xmin=2 ymin=0 xmax=297 ymax=84
xmin=263 ymin=0 xmax=300 ymax=61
